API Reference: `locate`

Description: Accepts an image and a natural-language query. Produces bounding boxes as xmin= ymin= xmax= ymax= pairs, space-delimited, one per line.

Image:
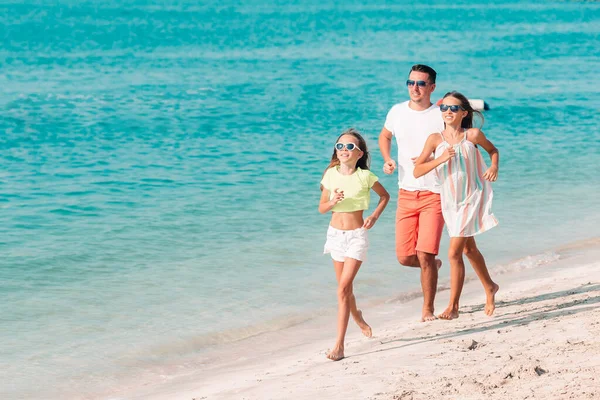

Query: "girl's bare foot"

xmin=438 ymin=306 xmax=459 ymax=320
xmin=485 ymin=283 xmax=499 ymax=316
xmin=326 ymin=345 xmax=345 ymax=361
xmin=353 ymin=310 xmax=372 ymax=338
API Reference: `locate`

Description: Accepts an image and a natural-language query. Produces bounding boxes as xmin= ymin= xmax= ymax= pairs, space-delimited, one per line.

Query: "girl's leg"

xmin=463 ymin=237 xmax=499 ymax=316
xmin=327 ymin=257 xmax=363 ymax=361
xmin=439 ymin=237 xmax=468 ymax=320
xmin=333 ymin=260 xmax=372 ymax=338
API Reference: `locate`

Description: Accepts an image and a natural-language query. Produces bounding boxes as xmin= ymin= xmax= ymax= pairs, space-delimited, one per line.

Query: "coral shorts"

xmin=396 ymin=189 xmax=444 ymax=257
xmin=323 ymin=226 xmax=369 ymax=262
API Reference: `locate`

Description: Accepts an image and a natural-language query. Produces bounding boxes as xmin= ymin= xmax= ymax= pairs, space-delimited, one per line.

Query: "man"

xmin=378 ymin=64 xmax=445 ymax=322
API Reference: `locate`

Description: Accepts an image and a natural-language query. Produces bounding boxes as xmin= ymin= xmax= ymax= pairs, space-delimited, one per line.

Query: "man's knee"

xmin=397 ymin=254 xmax=418 ymax=267
xmin=416 ymin=251 xmax=436 ymax=269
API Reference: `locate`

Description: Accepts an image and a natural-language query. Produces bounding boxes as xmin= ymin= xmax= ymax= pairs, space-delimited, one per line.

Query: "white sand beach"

xmin=125 ymin=239 xmax=600 ymax=400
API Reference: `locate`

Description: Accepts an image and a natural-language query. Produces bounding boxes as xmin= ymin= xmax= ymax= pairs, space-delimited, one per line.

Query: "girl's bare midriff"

xmin=330 ymin=210 xmax=364 ymax=230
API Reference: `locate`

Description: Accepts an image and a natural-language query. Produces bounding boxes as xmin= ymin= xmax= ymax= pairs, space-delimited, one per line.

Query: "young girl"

xmin=319 ymin=128 xmax=390 ymax=361
xmin=413 ymin=91 xmax=500 ymax=320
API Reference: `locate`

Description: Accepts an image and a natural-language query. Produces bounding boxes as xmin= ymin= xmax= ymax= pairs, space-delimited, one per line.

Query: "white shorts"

xmin=323 ymin=226 xmax=369 ymax=262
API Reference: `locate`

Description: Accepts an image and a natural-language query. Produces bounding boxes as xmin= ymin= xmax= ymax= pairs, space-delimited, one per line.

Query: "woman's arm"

xmin=470 ymin=129 xmax=499 ymax=181
xmin=413 ymin=134 xmax=454 ymax=178
xmin=363 ymin=182 xmax=390 ymax=229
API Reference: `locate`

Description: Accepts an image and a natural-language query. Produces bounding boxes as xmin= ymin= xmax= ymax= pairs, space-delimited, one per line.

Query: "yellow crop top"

xmin=320 ymin=167 xmax=379 ymax=212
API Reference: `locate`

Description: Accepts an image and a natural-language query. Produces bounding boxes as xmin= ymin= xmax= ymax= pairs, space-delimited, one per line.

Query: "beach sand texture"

xmin=128 ymin=242 xmax=600 ymax=400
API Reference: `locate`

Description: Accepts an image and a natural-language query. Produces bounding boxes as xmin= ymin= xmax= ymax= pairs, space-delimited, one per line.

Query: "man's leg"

xmin=415 ymin=191 xmax=445 ymax=322
xmin=416 ymin=250 xmax=438 ymax=321
xmin=395 ymin=190 xmax=419 ymax=267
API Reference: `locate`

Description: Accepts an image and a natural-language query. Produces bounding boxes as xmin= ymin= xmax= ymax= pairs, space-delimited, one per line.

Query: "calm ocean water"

xmin=1 ymin=1 xmax=599 ymax=398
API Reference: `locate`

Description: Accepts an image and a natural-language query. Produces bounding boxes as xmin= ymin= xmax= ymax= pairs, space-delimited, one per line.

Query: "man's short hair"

xmin=410 ymin=64 xmax=437 ymax=84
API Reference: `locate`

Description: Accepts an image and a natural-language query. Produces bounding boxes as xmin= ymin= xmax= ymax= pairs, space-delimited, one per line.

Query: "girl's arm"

xmin=318 ymin=187 xmax=344 ymax=214
xmin=413 ymin=134 xmax=454 ymax=178
xmin=470 ymin=129 xmax=499 ymax=181
xmin=363 ymin=182 xmax=390 ymax=229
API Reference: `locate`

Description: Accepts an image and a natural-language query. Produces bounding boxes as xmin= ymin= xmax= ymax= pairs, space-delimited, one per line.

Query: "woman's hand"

xmin=440 ymin=146 xmax=456 ymax=163
xmin=483 ymin=166 xmax=498 ymax=181
xmin=363 ymin=215 xmax=378 ymax=229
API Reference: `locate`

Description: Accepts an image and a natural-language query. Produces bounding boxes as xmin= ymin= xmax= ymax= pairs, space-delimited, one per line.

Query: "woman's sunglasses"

xmin=335 ymin=142 xmax=361 ymax=151
xmin=439 ymin=104 xmax=464 ymax=113
xmin=406 ymin=80 xmax=428 ymax=87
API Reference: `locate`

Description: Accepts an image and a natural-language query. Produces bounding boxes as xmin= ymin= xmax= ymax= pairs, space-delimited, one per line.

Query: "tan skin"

xmin=319 ymin=134 xmax=390 ymax=361
xmin=413 ymin=95 xmax=500 ymax=319
xmin=377 ymin=70 xmax=442 ymax=322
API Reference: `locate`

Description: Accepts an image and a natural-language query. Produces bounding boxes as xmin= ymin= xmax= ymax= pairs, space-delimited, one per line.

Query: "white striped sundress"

xmin=434 ymin=130 xmax=498 ymax=238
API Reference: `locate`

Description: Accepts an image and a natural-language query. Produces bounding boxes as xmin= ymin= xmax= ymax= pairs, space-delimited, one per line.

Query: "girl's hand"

xmin=363 ymin=215 xmax=378 ymax=229
xmin=331 ymin=188 xmax=344 ymax=204
xmin=440 ymin=146 xmax=456 ymax=162
xmin=483 ymin=166 xmax=498 ymax=181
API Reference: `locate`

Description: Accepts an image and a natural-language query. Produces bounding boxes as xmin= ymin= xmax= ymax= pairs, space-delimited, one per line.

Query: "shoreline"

xmin=116 ymin=237 xmax=600 ymax=400
xmin=184 ymin=238 xmax=574 ymax=357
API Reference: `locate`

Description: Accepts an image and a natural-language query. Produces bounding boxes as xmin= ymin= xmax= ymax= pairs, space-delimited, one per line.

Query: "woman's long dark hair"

xmin=442 ymin=91 xmax=484 ymax=129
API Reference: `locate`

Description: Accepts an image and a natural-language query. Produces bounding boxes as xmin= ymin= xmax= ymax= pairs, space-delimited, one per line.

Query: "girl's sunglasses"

xmin=335 ymin=142 xmax=361 ymax=151
xmin=439 ymin=104 xmax=464 ymax=113
xmin=406 ymin=80 xmax=428 ymax=87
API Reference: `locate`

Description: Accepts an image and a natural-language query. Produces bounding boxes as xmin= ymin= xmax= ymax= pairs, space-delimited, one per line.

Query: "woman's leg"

xmin=333 ymin=260 xmax=372 ymax=338
xmin=327 ymin=257 xmax=363 ymax=361
xmin=439 ymin=237 xmax=468 ymax=320
xmin=463 ymin=237 xmax=499 ymax=316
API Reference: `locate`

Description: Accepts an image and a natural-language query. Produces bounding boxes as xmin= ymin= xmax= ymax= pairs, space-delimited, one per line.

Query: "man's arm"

xmin=378 ymin=127 xmax=396 ymax=174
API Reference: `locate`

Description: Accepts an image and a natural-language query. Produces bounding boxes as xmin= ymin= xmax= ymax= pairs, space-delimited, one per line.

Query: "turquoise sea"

xmin=2 ymin=1 xmax=599 ymax=398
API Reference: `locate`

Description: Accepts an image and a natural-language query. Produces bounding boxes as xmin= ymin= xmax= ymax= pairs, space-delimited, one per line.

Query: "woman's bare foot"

xmin=435 ymin=259 xmax=442 ymax=271
xmin=326 ymin=345 xmax=345 ymax=361
xmin=421 ymin=307 xmax=437 ymax=322
xmin=353 ymin=310 xmax=372 ymax=338
xmin=485 ymin=283 xmax=499 ymax=316
xmin=438 ymin=306 xmax=459 ymax=320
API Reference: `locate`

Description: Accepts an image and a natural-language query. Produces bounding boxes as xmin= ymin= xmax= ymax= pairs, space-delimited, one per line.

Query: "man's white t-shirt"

xmin=384 ymin=101 xmax=445 ymax=193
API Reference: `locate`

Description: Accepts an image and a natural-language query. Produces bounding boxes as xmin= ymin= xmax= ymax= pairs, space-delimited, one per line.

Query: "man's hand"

xmin=383 ymin=159 xmax=397 ymax=174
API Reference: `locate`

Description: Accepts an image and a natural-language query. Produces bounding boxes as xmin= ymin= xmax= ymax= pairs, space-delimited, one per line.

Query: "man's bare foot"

xmin=438 ymin=306 xmax=459 ymax=320
xmin=326 ymin=345 xmax=344 ymax=361
xmin=421 ymin=308 xmax=437 ymax=322
xmin=485 ymin=283 xmax=499 ymax=316
xmin=435 ymin=259 xmax=442 ymax=271
xmin=353 ymin=310 xmax=372 ymax=338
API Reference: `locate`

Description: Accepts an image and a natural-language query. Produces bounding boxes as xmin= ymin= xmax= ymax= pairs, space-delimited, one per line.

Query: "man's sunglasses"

xmin=406 ymin=80 xmax=428 ymax=87
xmin=335 ymin=142 xmax=361 ymax=151
xmin=439 ymin=104 xmax=464 ymax=113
